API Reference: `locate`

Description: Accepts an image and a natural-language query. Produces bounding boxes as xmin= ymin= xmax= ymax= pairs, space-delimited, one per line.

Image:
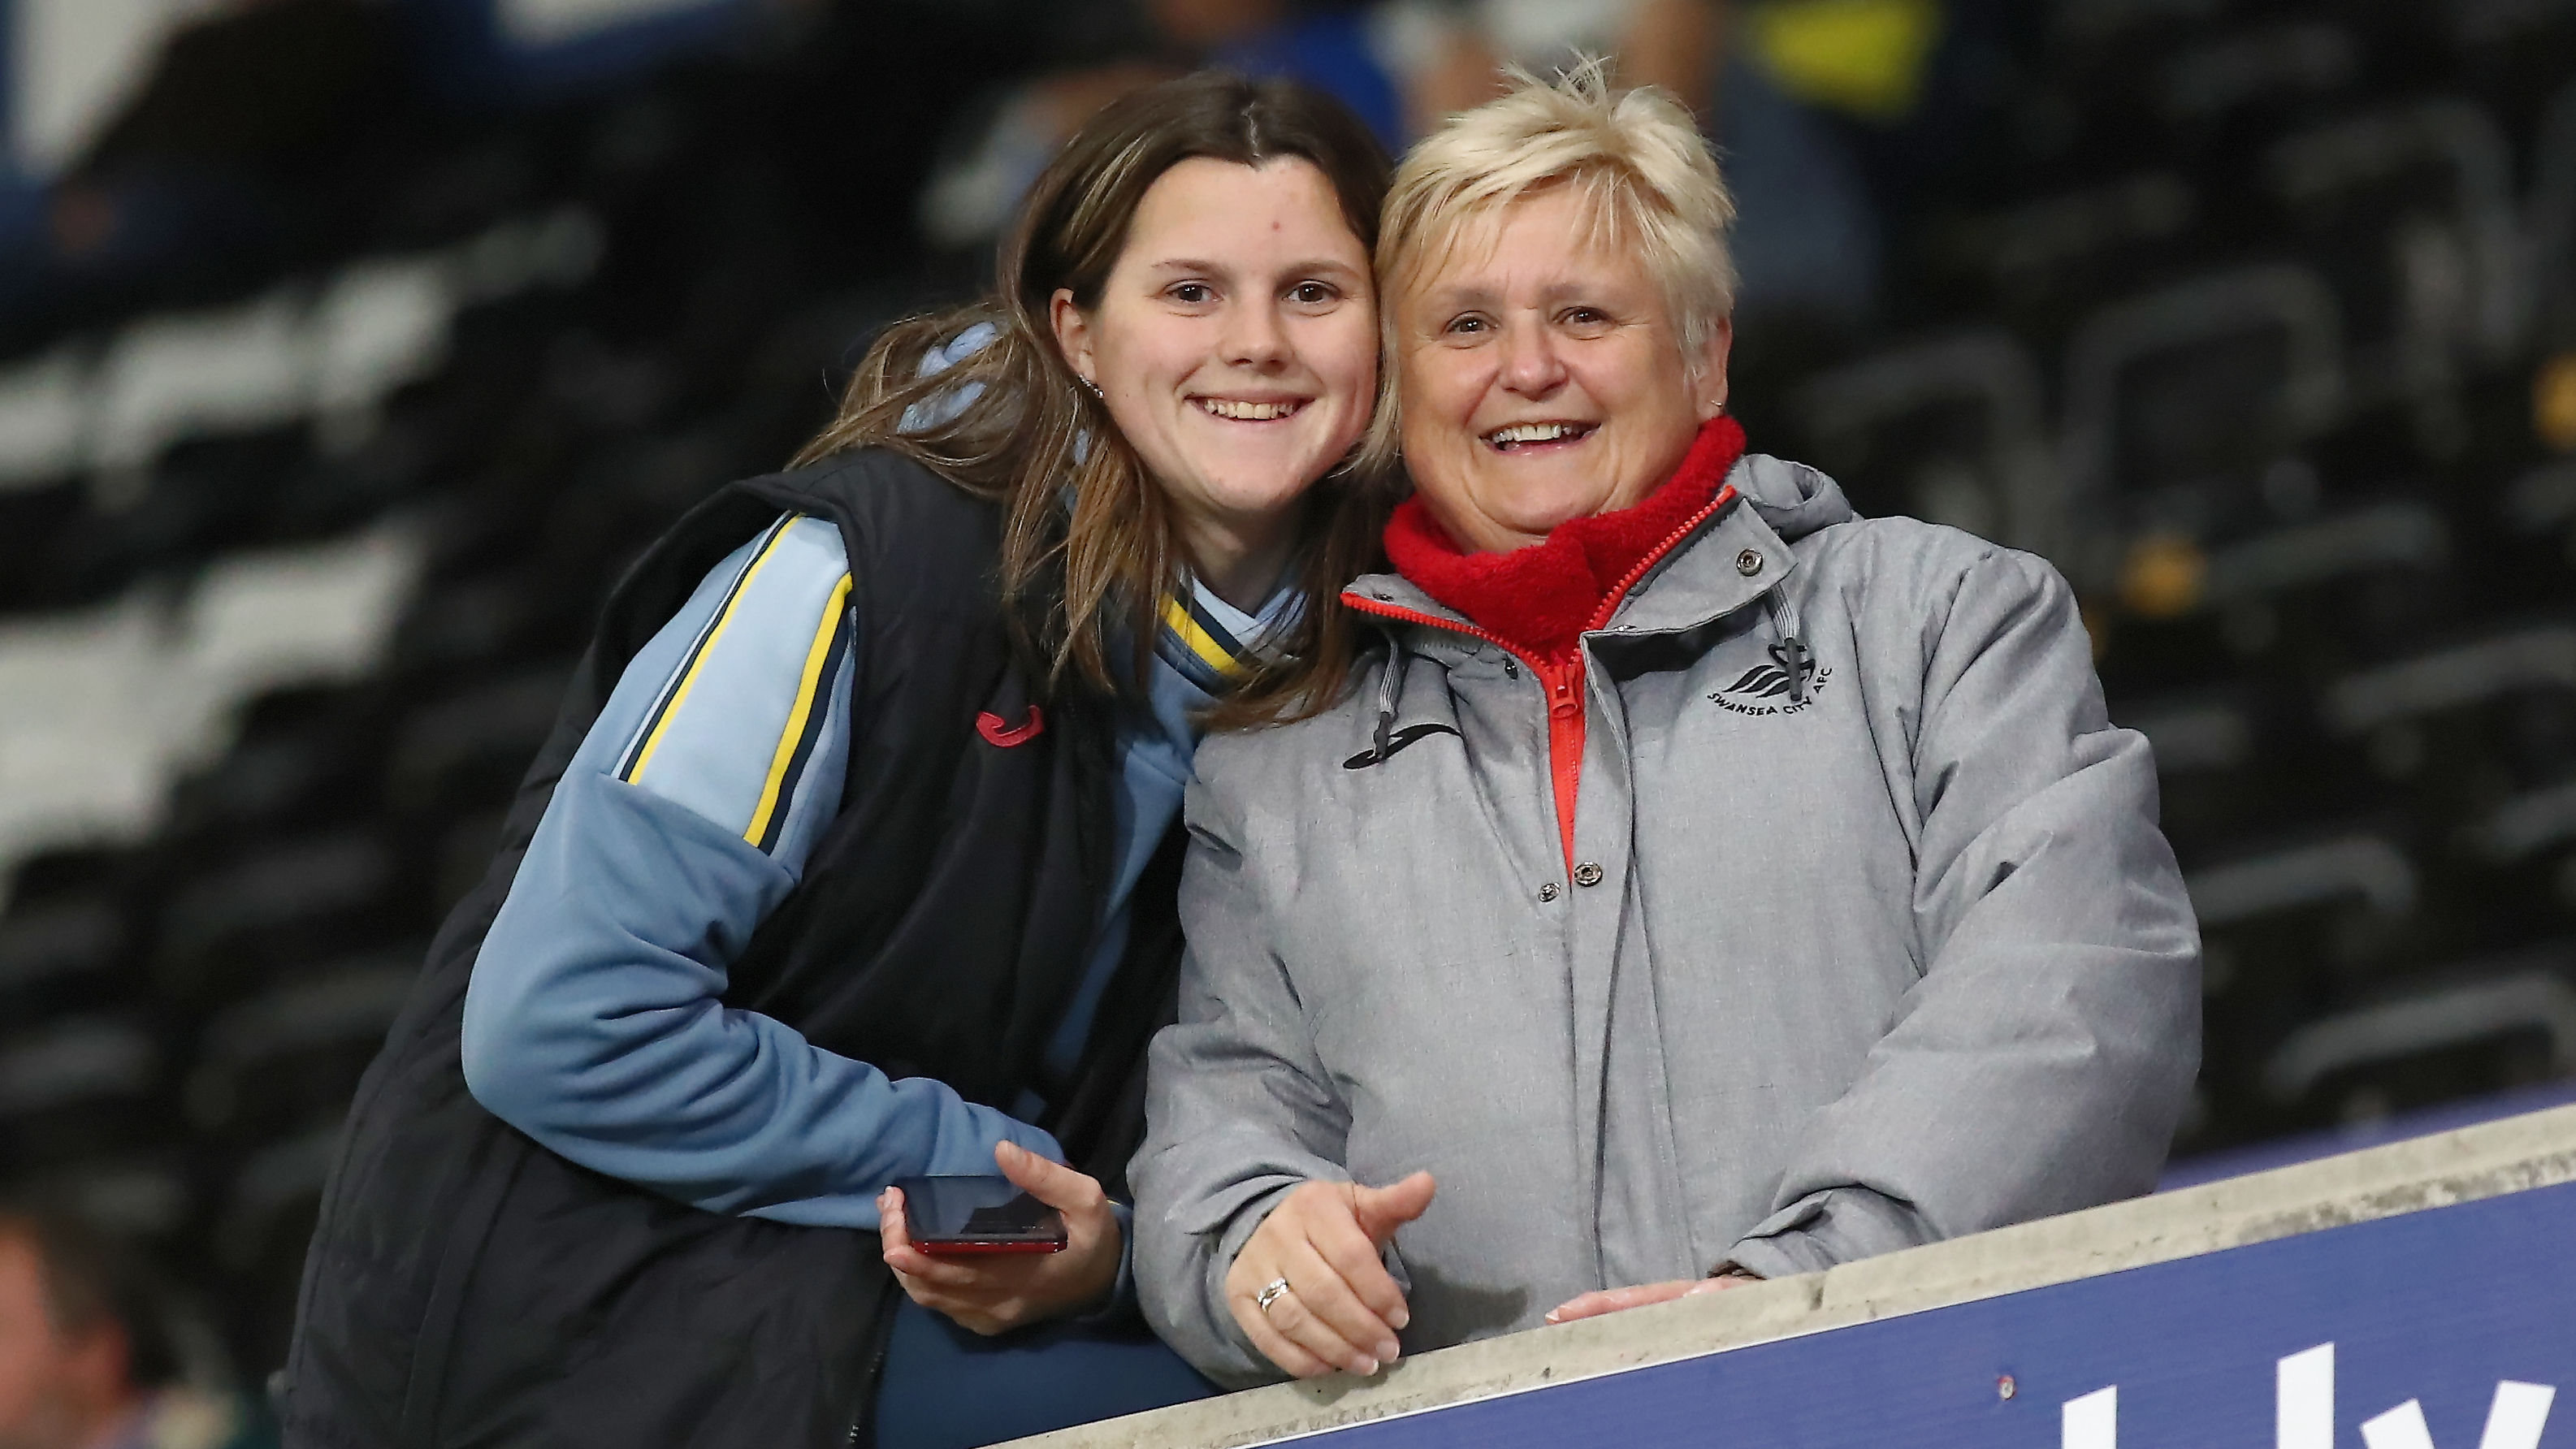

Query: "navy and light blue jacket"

xmin=459 ymin=512 xmax=1292 ymax=1231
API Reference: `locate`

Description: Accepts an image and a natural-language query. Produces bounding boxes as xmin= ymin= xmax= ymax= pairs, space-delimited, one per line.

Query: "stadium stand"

xmin=0 ymin=0 xmax=2572 ymax=1397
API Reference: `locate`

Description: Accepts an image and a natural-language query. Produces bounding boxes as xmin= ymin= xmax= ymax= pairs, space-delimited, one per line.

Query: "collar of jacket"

xmin=1378 ymin=416 xmax=1747 ymax=661
xmin=1344 ymin=455 xmax=1830 ymax=657
xmin=1345 ymin=440 xmax=1825 ymax=877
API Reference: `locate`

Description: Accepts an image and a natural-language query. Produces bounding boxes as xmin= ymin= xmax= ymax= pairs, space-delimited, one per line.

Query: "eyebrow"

xmin=1415 ymin=278 xmax=1636 ymax=311
xmin=1146 ymin=257 xmax=1367 ymax=281
xmin=1416 ymin=282 xmax=1502 ymax=310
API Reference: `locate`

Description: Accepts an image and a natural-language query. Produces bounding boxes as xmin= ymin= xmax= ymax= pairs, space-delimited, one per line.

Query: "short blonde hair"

xmin=1370 ymin=58 xmax=1737 ymax=463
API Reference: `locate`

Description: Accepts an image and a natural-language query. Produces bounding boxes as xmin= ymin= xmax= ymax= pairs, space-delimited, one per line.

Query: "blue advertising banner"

xmin=1313 ymin=1179 xmax=2576 ymax=1448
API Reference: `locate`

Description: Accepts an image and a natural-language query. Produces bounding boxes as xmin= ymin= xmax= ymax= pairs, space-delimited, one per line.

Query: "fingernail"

xmin=1353 ymin=1358 xmax=1379 ymax=1377
xmin=1544 ymin=1310 xmax=1561 ymax=1324
xmin=1376 ymin=1339 xmax=1401 ymax=1363
xmin=1391 ymin=1307 xmax=1410 ymax=1330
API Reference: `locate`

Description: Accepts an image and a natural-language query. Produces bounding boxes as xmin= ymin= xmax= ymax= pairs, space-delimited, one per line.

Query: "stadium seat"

xmin=383 ymin=661 xmax=578 ymax=816
xmin=0 ymin=479 xmax=87 ymax=613
xmin=0 ymin=895 xmax=135 ymax=1022
xmin=2536 ymin=79 xmax=2576 ymax=352
xmin=2266 ymin=100 xmax=2527 ymax=448
xmin=1795 ymin=331 xmax=2056 ymax=552
xmin=2323 ymin=624 xmax=2576 ymax=744
xmin=2183 ymin=827 xmax=2432 ymax=1150
xmin=2189 ymin=832 xmax=2420 ymax=935
xmin=150 ymin=828 xmax=415 ymax=1006
xmin=183 ymin=955 xmax=417 ymax=1142
xmin=2152 ymin=19 xmax=2361 ymax=151
xmin=2122 ymin=690 xmax=2371 ymax=859
xmin=2059 ymin=263 xmax=2346 ymax=577
xmin=0 ymin=347 xmax=84 ymax=488
xmin=1932 ymin=173 xmax=2205 ymax=340
xmin=2260 ymin=953 xmax=2576 ymax=1127
xmin=161 ymin=687 xmax=393 ymax=846
xmin=0 ymin=1015 xmax=169 ymax=1174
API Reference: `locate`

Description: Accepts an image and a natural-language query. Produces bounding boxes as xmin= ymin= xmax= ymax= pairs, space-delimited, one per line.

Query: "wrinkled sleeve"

xmin=1132 ymin=770 xmax=1356 ymax=1387
xmin=1724 ymin=547 xmax=2202 ymax=1280
xmin=460 ymin=514 xmax=1059 ymax=1231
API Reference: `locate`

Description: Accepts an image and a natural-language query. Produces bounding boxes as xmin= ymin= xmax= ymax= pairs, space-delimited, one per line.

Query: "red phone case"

xmin=916 ymin=1238 xmax=1068 ymax=1257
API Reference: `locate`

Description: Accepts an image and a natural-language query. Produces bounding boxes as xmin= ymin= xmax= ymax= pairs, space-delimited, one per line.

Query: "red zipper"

xmin=1340 ymin=485 xmax=1741 ymax=878
xmin=1587 ymin=483 xmax=1742 ymax=634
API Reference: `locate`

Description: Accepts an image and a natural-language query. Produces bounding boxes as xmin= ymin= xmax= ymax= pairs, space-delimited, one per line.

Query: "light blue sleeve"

xmin=460 ymin=513 xmax=1061 ymax=1230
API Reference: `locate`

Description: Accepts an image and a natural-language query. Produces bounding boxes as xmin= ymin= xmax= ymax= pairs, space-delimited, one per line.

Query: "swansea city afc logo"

xmin=1709 ymin=642 xmax=1829 ymax=717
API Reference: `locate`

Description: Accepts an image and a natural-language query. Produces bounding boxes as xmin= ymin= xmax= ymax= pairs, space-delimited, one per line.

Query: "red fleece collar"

xmin=1383 ymin=417 xmax=1747 ymax=660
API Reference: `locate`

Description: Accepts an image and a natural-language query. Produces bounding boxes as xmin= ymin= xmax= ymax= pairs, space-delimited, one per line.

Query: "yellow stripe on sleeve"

xmin=742 ymin=573 xmax=852 ymax=847
xmin=628 ymin=521 xmax=799 ymax=785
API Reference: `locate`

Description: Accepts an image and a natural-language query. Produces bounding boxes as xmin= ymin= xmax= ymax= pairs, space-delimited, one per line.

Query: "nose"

xmin=1223 ymin=296 xmax=1292 ymax=371
xmin=1497 ymin=317 xmax=1566 ymax=397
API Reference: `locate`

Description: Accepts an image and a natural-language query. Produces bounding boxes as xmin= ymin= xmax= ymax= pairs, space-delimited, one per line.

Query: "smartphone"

xmin=890 ymin=1175 xmax=1068 ymax=1255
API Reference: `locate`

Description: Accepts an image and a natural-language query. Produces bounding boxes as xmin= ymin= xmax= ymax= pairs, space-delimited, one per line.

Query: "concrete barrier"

xmin=1015 ymin=1101 xmax=2576 ymax=1448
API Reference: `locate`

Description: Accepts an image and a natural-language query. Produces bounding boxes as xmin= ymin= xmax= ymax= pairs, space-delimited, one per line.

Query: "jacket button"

xmin=1736 ymin=549 xmax=1764 ymax=577
xmin=1539 ymin=882 xmax=1561 ymax=902
xmin=1573 ymin=862 xmax=1604 ymax=887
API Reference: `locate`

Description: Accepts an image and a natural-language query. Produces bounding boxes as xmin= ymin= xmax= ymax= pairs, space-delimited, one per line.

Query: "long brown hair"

xmin=793 ymin=72 xmax=1397 ymax=727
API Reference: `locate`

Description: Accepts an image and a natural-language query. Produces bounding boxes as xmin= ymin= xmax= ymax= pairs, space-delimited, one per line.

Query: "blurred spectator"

xmin=921 ymin=0 xmax=1434 ymax=249
xmin=0 ymin=1205 xmax=273 ymax=1449
xmin=920 ymin=60 xmax=1186 ymax=249
xmin=1202 ymin=2 xmax=1409 ymax=149
xmin=1385 ymin=0 xmax=1720 ymax=127
xmin=916 ymin=0 xmax=1904 ymax=328
xmin=0 ymin=0 xmax=409 ymax=340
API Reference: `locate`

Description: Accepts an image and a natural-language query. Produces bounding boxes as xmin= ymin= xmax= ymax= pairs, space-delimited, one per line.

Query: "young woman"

xmin=282 ymin=75 xmax=1394 ymax=1449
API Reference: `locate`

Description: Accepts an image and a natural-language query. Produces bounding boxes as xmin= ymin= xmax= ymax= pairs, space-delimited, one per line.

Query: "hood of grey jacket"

xmin=1734 ymin=449 xmax=1861 ymax=539
xmin=1135 ymin=453 xmax=2201 ymax=1386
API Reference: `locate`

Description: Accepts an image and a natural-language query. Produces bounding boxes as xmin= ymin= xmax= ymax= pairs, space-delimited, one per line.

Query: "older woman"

xmin=1132 ymin=65 xmax=2201 ymax=1386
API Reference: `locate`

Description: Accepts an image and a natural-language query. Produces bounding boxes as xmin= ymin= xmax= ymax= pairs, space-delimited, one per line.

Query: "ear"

xmin=1694 ymin=315 xmax=1735 ymax=419
xmin=1049 ymin=288 xmax=1097 ymax=390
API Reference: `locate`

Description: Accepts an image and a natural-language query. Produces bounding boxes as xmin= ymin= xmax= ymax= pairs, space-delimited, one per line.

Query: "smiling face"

xmin=1396 ymin=184 xmax=1731 ymax=555
xmin=1051 ymin=156 xmax=1377 ymax=605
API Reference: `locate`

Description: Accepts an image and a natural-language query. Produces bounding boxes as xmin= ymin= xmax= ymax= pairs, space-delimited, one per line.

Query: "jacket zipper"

xmin=1340 ymin=485 xmax=1742 ymax=880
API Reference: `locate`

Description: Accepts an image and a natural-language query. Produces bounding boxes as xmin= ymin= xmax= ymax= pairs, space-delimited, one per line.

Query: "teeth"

xmin=1487 ymin=423 xmax=1586 ymax=447
xmin=1199 ymin=398 xmax=1301 ymax=421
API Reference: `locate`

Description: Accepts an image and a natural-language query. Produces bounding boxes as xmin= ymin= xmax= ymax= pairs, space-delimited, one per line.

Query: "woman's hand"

xmin=877 ymin=1140 xmax=1123 ymax=1335
xmin=1544 ymin=1269 xmax=1759 ymax=1325
xmin=1225 ymin=1172 xmax=1435 ymax=1379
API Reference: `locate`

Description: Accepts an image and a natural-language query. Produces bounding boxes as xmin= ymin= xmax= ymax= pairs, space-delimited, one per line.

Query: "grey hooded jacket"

xmin=1132 ymin=453 xmax=2202 ymax=1386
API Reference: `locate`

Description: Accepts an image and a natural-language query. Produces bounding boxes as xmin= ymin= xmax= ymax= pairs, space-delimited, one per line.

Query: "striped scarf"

xmin=1154 ymin=586 xmax=1282 ymax=697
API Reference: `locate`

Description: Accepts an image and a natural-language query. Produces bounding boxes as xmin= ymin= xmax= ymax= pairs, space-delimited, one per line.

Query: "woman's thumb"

xmin=996 ymin=1139 xmax=1098 ymax=1210
xmin=1349 ymin=1171 xmax=1436 ymax=1243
